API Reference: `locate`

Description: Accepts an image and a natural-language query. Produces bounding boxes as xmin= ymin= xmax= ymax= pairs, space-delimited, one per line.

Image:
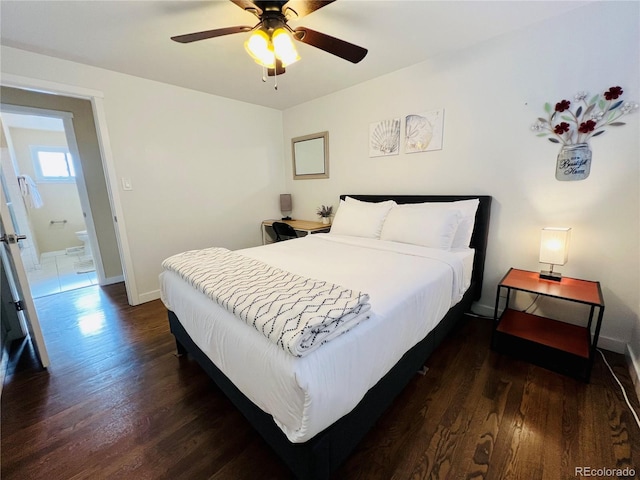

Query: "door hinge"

xmin=14 ymin=300 xmax=24 ymax=311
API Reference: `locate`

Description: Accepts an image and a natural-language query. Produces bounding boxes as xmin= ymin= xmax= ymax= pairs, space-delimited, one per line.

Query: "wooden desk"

xmin=261 ymin=219 xmax=330 ymax=244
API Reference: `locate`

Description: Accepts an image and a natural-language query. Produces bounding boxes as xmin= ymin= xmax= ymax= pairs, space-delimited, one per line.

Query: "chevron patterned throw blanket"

xmin=162 ymin=247 xmax=371 ymax=357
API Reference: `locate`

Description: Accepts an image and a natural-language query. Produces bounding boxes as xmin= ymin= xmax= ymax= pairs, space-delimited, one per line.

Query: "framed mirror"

xmin=292 ymin=131 xmax=329 ymax=180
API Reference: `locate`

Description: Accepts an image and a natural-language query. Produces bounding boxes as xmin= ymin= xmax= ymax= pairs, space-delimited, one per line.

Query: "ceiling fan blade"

xmin=230 ymin=0 xmax=263 ymax=18
xmin=293 ymin=27 xmax=367 ymax=63
xmin=171 ymin=26 xmax=252 ymax=44
xmin=282 ymin=0 xmax=335 ymax=20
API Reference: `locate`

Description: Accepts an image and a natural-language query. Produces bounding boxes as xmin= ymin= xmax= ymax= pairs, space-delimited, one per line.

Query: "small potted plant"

xmin=316 ymin=205 xmax=333 ymax=225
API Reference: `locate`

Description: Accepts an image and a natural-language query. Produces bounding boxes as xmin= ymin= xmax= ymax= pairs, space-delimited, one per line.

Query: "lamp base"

xmin=539 ymin=270 xmax=562 ymax=282
xmin=281 ymin=216 xmax=292 ymax=221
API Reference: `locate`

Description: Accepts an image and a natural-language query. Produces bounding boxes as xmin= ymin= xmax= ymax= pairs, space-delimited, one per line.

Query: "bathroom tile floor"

xmin=26 ymin=250 xmax=98 ymax=299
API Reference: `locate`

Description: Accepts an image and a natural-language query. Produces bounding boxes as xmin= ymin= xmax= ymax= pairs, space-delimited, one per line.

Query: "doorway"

xmin=1 ymin=79 xmax=136 ymax=307
xmin=0 ymin=110 xmax=98 ymax=298
xmin=0 ymin=79 xmax=130 ymax=376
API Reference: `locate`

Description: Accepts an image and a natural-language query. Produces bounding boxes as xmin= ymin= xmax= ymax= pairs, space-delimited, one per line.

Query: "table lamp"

xmin=539 ymin=227 xmax=571 ymax=281
xmin=280 ymin=194 xmax=292 ymax=220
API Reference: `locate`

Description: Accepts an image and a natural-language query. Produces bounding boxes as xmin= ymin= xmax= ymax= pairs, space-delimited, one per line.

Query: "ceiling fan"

xmin=171 ymin=0 xmax=368 ymax=77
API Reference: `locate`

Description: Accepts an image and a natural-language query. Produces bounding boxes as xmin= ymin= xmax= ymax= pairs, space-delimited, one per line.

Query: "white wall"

xmin=1 ymin=47 xmax=285 ymax=303
xmin=282 ymin=1 xmax=640 ymax=353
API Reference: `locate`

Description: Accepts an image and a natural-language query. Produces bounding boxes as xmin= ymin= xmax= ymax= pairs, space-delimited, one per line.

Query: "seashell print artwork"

xmin=369 ymin=118 xmax=401 ymax=157
xmin=405 ymin=115 xmax=432 ymax=153
xmin=405 ymin=109 xmax=444 ymax=153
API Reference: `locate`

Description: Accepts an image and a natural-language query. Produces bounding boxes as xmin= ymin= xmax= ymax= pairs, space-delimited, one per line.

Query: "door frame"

xmin=0 ymin=74 xmax=139 ymax=305
xmin=0 ymin=104 xmax=108 ymax=285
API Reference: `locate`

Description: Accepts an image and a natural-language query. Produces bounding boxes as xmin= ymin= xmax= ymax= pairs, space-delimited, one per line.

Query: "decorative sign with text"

xmin=556 ymin=144 xmax=591 ymax=181
xmin=531 ymin=86 xmax=637 ymax=181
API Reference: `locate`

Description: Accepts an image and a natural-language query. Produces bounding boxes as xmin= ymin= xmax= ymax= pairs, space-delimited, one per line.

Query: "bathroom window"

xmin=30 ymin=146 xmax=76 ymax=183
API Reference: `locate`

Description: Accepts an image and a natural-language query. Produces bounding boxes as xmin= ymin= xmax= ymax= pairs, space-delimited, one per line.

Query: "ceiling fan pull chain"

xmin=274 ymin=68 xmax=278 ymax=91
xmin=261 ymin=65 xmax=267 ymax=83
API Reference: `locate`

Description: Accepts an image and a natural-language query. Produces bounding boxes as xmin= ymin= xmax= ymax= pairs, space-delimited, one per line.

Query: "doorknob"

xmin=0 ymin=233 xmax=27 ymax=244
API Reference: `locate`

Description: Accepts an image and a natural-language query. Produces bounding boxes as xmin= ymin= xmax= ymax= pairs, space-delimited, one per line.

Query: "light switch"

xmin=122 ymin=177 xmax=133 ymax=191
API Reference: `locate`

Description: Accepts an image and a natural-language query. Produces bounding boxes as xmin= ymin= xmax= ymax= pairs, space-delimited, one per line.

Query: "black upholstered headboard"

xmin=340 ymin=194 xmax=492 ymax=301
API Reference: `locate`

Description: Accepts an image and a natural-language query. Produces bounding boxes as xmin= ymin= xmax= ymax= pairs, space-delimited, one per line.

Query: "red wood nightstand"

xmin=491 ymin=268 xmax=605 ymax=382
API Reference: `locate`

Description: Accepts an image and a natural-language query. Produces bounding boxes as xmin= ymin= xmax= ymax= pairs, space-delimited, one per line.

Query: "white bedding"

xmin=160 ymin=233 xmax=474 ymax=443
xmin=161 ymin=247 xmax=371 ymax=357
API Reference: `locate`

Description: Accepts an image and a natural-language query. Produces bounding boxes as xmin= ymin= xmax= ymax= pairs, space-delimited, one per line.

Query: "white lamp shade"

xmin=539 ymin=227 xmax=571 ymax=265
xmin=272 ymin=28 xmax=300 ymax=67
xmin=244 ymin=29 xmax=275 ymax=68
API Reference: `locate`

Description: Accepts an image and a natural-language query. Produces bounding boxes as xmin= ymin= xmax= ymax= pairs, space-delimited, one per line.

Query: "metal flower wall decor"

xmin=531 ymin=86 xmax=638 ymax=181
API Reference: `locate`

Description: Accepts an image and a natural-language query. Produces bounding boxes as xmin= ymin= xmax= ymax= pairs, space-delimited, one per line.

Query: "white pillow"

xmin=380 ymin=203 xmax=462 ymax=250
xmin=449 ymin=199 xmax=480 ymax=248
xmin=382 ymin=199 xmax=478 ymax=248
xmin=329 ymin=197 xmax=396 ymax=238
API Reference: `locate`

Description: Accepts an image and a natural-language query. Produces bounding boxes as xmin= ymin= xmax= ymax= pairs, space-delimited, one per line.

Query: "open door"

xmin=0 ymin=153 xmax=50 ymax=368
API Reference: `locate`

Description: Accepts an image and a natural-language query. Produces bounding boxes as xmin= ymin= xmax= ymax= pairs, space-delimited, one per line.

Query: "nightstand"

xmin=491 ymin=268 xmax=605 ymax=382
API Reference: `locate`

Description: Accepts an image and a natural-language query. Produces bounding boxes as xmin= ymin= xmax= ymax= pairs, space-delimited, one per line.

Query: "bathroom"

xmin=1 ymin=112 xmax=97 ymax=298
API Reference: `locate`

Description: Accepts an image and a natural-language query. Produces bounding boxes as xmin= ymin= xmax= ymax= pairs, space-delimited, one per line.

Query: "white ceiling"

xmin=1 ymin=0 xmax=591 ymax=110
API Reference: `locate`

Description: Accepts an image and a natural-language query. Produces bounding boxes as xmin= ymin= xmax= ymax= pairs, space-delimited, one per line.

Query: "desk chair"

xmin=272 ymin=222 xmax=298 ymax=242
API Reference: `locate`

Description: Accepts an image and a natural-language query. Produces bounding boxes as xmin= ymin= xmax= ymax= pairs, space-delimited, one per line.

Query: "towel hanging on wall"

xmin=17 ymin=175 xmax=44 ymax=209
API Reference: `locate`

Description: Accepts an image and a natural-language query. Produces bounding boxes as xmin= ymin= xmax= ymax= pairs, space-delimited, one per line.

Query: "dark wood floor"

xmin=2 ymin=283 xmax=639 ymax=479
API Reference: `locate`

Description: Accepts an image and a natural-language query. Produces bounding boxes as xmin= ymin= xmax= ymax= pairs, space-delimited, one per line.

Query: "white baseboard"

xmin=596 ymin=336 xmax=626 ymax=355
xmin=471 ymin=302 xmax=626 ymax=354
xmin=471 ymin=302 xmax=495 ymax=318
xmin=100 ymin=275 xmax=124 ymax=286
xmin=626 ymin=343 xmax=640 ymax=404
xmin=40 ymin=249 xmax=67 ymax=259
xmin=138 ymin=289 xmax=161 ymax=304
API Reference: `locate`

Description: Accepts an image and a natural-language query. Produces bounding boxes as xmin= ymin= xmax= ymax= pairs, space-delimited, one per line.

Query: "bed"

xmin=160 ymin=194 xmax=492 ymax=479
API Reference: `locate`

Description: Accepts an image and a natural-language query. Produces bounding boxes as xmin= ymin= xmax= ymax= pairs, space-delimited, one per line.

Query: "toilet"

xmin=75 ymin=230 xmax=92 ymax=258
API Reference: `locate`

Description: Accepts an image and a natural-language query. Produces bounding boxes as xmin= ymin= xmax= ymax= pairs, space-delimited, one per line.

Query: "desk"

xmin=261 ymin=219 xmax=330 ymax=244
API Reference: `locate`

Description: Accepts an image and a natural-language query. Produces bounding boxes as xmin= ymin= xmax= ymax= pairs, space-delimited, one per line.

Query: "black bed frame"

xmin=168 ymin=194 xmax=492 ymax=479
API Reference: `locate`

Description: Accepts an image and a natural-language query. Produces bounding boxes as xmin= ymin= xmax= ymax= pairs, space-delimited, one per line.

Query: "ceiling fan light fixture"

xmin=173 ymin=0 xmax=368 ymax=80
xmin=272 ymin=27 xmax=300 ymax=67
xmin=244 ymin=29 xmax=275 ymax=68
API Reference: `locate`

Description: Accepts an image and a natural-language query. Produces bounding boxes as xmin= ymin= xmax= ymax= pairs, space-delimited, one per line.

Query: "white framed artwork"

xmin=404 ymin=109 xmax=445 ymax=153
xmin=369 ymin=118 xmax=401 ymax=157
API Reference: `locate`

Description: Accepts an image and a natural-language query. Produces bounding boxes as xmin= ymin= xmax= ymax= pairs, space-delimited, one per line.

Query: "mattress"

xmin=160 ymin=233 xmax=474 ymax=443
